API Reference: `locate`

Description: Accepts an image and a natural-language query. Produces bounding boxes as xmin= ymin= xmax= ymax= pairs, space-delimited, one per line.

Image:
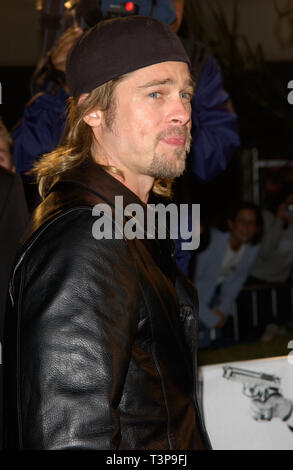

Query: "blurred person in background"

xmin=0 ymin=118 xmax=15 ymax=172
xmin=250 ymin=183 xmax=293 ymax=284
xmin=190 ymin=202 xmax=262 ymax=348
xmin=248 ymin=183 xmax=293 ymax=340
xmin=0 ymin=118 xmax=29 ymax=449
xmin=0 ymin=118 xmax=28 ymax=325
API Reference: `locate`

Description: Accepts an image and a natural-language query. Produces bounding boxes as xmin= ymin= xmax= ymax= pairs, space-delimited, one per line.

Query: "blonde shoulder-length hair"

xmin=32 ymin=77 xmax=173 ymax=200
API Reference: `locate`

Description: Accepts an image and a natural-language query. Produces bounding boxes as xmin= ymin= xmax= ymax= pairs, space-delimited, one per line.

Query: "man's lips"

xmin=160 ymin=136 xmax=186 ymax=146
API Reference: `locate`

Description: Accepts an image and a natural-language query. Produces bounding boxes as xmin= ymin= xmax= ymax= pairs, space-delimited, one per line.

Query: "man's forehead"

xmin=125 ymin=61 xmax=193 ymax=88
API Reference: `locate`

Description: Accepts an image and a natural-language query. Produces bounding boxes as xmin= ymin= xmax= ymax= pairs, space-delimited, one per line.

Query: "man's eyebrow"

xmin=137 ymin=78 xmax=174 ymax=89
xmin=137 ymin=78 xmax=196 ymax=92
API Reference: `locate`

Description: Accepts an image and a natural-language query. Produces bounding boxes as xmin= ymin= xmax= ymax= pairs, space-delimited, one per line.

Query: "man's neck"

xmin=92 ymin=146 xmax=154 ymax=203
xmin=108 ymin=170 xmax=154 ymax=203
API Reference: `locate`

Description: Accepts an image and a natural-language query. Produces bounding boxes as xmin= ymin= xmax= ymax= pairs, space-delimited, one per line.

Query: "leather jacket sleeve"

xmin=14 ymin=209 xmax=141 ymax=449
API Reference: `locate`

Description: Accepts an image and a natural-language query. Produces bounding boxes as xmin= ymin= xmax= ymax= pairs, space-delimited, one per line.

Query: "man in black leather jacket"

xmin=4 ymin=16 xmax=211 ymax=450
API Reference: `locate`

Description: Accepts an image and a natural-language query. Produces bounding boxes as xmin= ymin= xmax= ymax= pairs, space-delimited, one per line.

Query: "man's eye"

xmin=180 ymin=92 xmax=192 ymax=100
xmin=149 ymin=92 xmax=161 ymax=99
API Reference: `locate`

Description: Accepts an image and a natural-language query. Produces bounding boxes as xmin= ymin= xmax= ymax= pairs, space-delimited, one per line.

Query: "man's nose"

xmin=168 ymin=97 xmax=191 ymax=127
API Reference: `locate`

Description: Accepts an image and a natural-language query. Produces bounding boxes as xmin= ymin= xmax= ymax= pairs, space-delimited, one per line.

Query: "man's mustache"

xmin=157 ymin=127 xmax=190 ymax=139
xmin=156 ymin=127 xmax=192 ymax=150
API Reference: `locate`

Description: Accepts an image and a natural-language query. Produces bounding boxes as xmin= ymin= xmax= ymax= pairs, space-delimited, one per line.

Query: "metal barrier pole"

xmin=271 ymin=288 xmax=278 ymax=319
xmin=232 ymin=303 xmax=239 ymax=342
xmin=252 ymin=290 xmax=258 ymax=328
xmin=291 ymin=286 xmax=293 ymax=322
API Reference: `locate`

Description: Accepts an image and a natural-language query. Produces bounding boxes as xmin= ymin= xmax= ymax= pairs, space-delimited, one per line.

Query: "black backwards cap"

xmin=66 ymin=15 xmax=190 ymax=97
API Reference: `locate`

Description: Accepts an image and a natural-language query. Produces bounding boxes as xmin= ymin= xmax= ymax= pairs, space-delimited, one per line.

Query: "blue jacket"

xmin=12 ymin=87 xmax=68 ymax=175
xmin=191 ymin=56 xmax=239 ymax=182
xmin=191 ymin=228 xmax=259 ymax=329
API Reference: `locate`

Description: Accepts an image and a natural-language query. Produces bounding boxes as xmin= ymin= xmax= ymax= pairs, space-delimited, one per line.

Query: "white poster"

xmin=199 ymin=356 xmax=293 ymax=450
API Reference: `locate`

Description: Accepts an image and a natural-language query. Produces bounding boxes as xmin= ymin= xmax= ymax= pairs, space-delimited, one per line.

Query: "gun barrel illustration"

xmin=222 ymin=366 xmax=281 ymax=401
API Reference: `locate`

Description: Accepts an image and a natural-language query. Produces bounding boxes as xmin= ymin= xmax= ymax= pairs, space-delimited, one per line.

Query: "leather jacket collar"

xmin=59 ymin=158 xmax=147 ymax=210
xmin=34 ymin=157 xmax=176 ymax=283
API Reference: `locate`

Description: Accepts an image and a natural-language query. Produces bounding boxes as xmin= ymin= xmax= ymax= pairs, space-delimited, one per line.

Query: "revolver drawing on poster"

xmin=222 ymin=366 xmax=281 ymax=403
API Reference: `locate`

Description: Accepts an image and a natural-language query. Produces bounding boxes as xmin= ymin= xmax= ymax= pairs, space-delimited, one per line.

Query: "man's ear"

xmin=83 ymin=109 xmax=103 ymax=128
xmin=78 ymin=93 xmax=103 ymax=129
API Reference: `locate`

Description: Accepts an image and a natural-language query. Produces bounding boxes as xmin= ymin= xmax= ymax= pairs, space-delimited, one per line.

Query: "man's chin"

xmin=147 ymin=153 xmax=186 ymax=179
xmin=151 ymin=164 xmax=185 ymax=179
